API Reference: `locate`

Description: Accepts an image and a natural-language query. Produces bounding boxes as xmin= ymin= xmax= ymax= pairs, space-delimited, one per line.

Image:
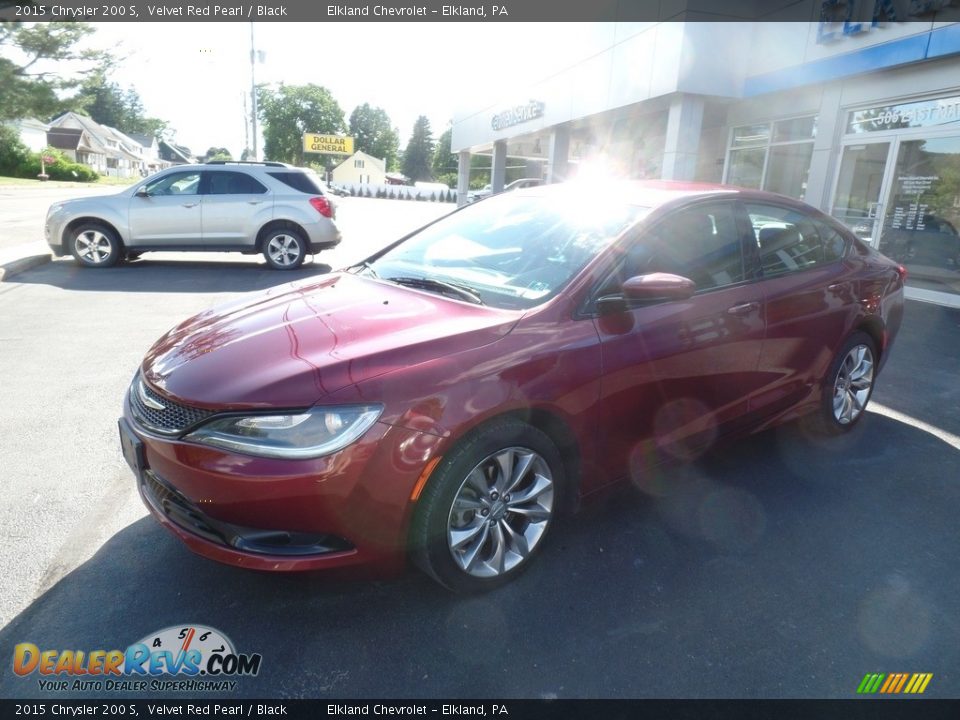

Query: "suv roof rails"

xmin=205 ymin=160 xmax=290 ymax=168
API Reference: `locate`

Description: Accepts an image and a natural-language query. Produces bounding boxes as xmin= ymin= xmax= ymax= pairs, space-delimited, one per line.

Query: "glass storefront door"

xmin=877 ymin=135 xmax=960 ymax=297
xmin=832 ymin=141 xmax=892 ymax=247
xmin=833 ymin=95 xmax=960 ymax=304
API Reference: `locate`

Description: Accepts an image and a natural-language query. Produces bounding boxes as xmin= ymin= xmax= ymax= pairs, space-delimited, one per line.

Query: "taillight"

xmin=896 ymin=264 xmax=908 ymax=281
xmin=309 ymin=196 xmax=333 ymax=218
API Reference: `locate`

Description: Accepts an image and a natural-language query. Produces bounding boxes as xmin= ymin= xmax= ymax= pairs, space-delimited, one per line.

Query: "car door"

xmin=740 ymin=201 xmax=859 ymax=418
xmin=200 ymin=170 xmax=270 ymax=247
xmin=591 ymin=199 xmax=766 ymax=477
xmin=127 ymin=170 xmax=203 ymax=246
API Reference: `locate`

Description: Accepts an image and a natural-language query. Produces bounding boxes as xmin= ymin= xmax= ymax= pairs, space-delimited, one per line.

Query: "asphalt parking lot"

xmin=0 ymin=197 xmax=959 ymax=700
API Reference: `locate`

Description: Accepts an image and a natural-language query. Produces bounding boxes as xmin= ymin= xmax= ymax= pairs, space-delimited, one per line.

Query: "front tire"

xmin=410 ymin=420 xmax=562 ymax=593
xmin=817 ymin=331 xmax=878 ymax=434
xmin=262 ymin=228 xmax=307 ymax=270
xmin=69 ymin=223 xmax=121 ymax=268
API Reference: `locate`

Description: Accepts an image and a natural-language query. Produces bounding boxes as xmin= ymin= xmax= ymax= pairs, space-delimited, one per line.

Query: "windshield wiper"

xmin=346 ymin=261 xmax=378 ymax=278
xmin=386 ymin=276 xmax=484 ymax=305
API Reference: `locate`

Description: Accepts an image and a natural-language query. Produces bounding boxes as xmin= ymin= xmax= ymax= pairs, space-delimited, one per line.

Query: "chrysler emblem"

xmin=138 ymin=379 xmax=166 ymax=411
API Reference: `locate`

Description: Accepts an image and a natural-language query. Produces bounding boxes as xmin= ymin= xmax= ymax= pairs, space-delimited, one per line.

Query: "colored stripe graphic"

xmin=905 ymin=673 xmax=933 ymax=694
xmin=857 ymin=673 xmax=885 ymax=694
xmin=857 ymin=673 xmax=932 ymax=694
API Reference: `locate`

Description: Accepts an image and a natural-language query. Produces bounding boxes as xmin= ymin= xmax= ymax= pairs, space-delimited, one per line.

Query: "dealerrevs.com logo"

xmin=12 ymin=625 xmax=262 ymax=693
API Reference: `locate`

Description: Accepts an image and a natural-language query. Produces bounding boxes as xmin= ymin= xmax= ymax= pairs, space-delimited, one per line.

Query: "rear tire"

xmin=69 ymin=223 xmax=121 ymax=268
xmin=262 ymin=228 xmax=307 ymax=270
xmin=410 ymin=420 xmax=562 ymax=593
xmin=815 ymin=331 xmax=878 ymax=435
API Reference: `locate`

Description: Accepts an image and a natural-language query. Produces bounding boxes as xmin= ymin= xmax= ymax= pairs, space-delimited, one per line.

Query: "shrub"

xmin=435 ymin=172 xmax=458 ymax=189
xmin=0 ymin=125 xmax=32 ymax=177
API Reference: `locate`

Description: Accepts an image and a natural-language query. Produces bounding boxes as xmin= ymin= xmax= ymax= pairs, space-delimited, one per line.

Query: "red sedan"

xmin=119 ymin=181 xmax=905 ymax=592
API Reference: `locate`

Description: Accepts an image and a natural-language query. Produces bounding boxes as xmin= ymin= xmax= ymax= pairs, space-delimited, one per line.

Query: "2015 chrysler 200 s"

xmin=119 ymin=181 xmax=905 ymax=592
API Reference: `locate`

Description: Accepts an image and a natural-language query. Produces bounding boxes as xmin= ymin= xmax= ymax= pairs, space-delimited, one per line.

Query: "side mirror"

xmin=135 ymin=187 xmax=149 ymax=198
xmin=622 ymin=272 xmax=696 ymax=301
xmin=596 ymin=272 xmax=696 ymax=315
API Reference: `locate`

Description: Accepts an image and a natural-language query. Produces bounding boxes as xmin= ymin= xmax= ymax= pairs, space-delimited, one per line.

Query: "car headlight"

xmin=183 ymin=404 xmax=383 ymax=459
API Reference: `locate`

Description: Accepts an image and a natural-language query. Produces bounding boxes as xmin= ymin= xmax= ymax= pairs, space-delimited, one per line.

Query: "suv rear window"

xmin=268 ymin=171 xmax=324 ymax=194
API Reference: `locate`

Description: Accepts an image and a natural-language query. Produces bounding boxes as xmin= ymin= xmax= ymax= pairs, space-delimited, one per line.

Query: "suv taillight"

xmin=309 ymin=196 xmax=333 ymax=218
xmin=896 ymin=263 xmax=908 ymax=281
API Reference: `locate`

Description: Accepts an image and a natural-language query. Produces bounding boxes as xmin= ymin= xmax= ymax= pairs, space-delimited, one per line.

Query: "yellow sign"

xmin=303 ymin=133 xmax=354 ymax=155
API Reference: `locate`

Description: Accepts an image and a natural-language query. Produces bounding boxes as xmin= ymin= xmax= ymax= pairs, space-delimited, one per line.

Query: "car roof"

xmin=517 ymin=179 xmax=803 ymax=210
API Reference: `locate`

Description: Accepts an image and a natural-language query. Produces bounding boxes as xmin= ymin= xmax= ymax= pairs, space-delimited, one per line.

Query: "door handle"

xmin=727 ymin=302 xmax=759 ymax=316
xmin=247 ymin=200 xmax=263 ymax=205
xmin=182 ymin=202 xmax=199 ymax=208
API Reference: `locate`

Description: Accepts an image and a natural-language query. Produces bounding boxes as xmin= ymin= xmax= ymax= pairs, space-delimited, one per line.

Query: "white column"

xmin=661 ymin=94 xmax=705 ymax=181
xmin=456 ymin=150 xmax=471 ymax=207
xmin=546 ymin=126 xmax=570 ymax=184
xmin=491 ymin=140 xmax=507 ymax=193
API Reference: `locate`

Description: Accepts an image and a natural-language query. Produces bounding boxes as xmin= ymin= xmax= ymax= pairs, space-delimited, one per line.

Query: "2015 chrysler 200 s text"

xmin=119 ymin=181 xmax=905 ymax=592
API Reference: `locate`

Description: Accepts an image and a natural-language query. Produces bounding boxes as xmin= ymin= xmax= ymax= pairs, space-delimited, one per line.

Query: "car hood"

xmin=52 ymin=191 xmax=130 ymax=212
xmin=141 ymin=273 xmax=520 ymax=409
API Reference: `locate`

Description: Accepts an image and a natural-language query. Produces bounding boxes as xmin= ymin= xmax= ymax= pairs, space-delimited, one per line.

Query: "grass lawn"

xmin=0 ymin=175 xmax=134 ymax=188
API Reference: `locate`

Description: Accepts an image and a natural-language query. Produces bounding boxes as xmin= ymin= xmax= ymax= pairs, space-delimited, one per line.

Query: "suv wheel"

xmin=70 ymin=223 xmax=121 ymax=268
xmin=263 ymin=228 xmax=307 ymax=270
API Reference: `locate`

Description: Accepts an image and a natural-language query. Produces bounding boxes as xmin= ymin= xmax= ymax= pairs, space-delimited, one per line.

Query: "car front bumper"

xmin=120 ymin=401 xmax=436 ymax=575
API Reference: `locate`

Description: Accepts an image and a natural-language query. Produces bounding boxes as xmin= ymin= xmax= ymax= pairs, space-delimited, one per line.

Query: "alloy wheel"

xmin=447 ymin=446 xmax=554 ymax=578
xmin=75 ymin=230 xmax=113 ymax=264
xmin=832 ymin=344 xmax=874 ymax=425
xmin=266 ymin=234 xmax=302 ymax=266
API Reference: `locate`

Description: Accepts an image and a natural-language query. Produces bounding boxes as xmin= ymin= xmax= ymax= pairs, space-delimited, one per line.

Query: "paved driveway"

xmin=0 ymin=203 xmax=958 ymax=698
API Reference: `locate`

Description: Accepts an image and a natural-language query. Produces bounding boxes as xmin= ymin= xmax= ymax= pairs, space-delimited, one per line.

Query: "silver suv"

xmin=45 ymin=161 xmax=341 ymax=270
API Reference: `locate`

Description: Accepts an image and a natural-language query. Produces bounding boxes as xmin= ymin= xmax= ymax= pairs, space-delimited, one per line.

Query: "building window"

xmin=354 ymin=159 xmax=364 ymax=168
xmin=725 ymin=116 xmax=816 ymax=200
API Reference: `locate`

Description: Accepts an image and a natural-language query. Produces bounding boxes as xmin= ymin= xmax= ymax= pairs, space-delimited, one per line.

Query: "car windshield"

xmin=366 ymin=192 xmax=649 ymax=310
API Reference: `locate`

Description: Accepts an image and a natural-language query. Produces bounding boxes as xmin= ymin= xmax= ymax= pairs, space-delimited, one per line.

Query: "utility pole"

xmin=250 ymin=22 xmax=258 ymax=161
xmin=242 ymin=91 xmax=249 ymax=158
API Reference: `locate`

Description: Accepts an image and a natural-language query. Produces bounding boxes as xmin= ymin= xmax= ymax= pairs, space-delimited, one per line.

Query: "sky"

xmin=72 ymin=22 xmax=606 ymax=158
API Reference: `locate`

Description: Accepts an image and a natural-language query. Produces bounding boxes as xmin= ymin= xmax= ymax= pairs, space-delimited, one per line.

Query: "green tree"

xmin=202 ymin=147 xmax=232 ymax=161
xmin=401 ymin=115 xmax=435 ymax=183
xmin=75 ymin=72 xmax=171 ymax=138
xmin=0 ymin=22 xmax=112 ymax=122
xmin=258 ymin=83 xmax=345 ymax=166
xmin=432 ymin=126 xmax=457 ymax=178
xmin=348 ymin=103 xmax=399 ymax=171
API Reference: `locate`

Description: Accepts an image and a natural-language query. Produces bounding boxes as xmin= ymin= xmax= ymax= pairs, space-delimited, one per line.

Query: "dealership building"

xmin=451 ymin=12 xmax=960 ymax=307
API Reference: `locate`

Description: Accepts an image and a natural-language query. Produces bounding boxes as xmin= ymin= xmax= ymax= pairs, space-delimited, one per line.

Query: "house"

xmin=48 ymin=112 xmax=143 ymax=178
xmin=46 ymin=127 xmax=98 ymax=165
xmin=158 ymin=140 xmax=195 ymax=166
xmin=126 ymin=132 xmax=168 ymax=175
xmin=331 ymin=151 xmax=386 ymax=186
xmin=6 ymin=118 xmax=50 ymax=152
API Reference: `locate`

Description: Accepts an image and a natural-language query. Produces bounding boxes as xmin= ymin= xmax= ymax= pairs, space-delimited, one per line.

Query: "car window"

xmin=267 ymin=171 xmax=324 ymax=194
xmin=745 ymin=203 xmax=843 ymax=274
xmin=620 ymin=201 xmax=746 ymax=292
xmin=144 ymin=171 xmax=201 ymax=196
xmin=368 ymin=192 xmax=649 ymax=310
xmin=206 ymin=171 xmax=267 ymax=195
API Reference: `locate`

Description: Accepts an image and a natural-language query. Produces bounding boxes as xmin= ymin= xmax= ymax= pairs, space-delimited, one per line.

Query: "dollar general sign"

xmin=303 ymin=133 xmax=354 ymax=155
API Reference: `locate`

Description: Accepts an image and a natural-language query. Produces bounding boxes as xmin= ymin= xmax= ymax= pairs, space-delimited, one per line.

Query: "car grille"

xmin=128 ymin=375 xmax=215 ymax=436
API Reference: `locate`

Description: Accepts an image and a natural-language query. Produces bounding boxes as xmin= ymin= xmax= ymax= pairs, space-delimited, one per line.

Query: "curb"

xmin=0 ymin=253 xmax=52 ymax=282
